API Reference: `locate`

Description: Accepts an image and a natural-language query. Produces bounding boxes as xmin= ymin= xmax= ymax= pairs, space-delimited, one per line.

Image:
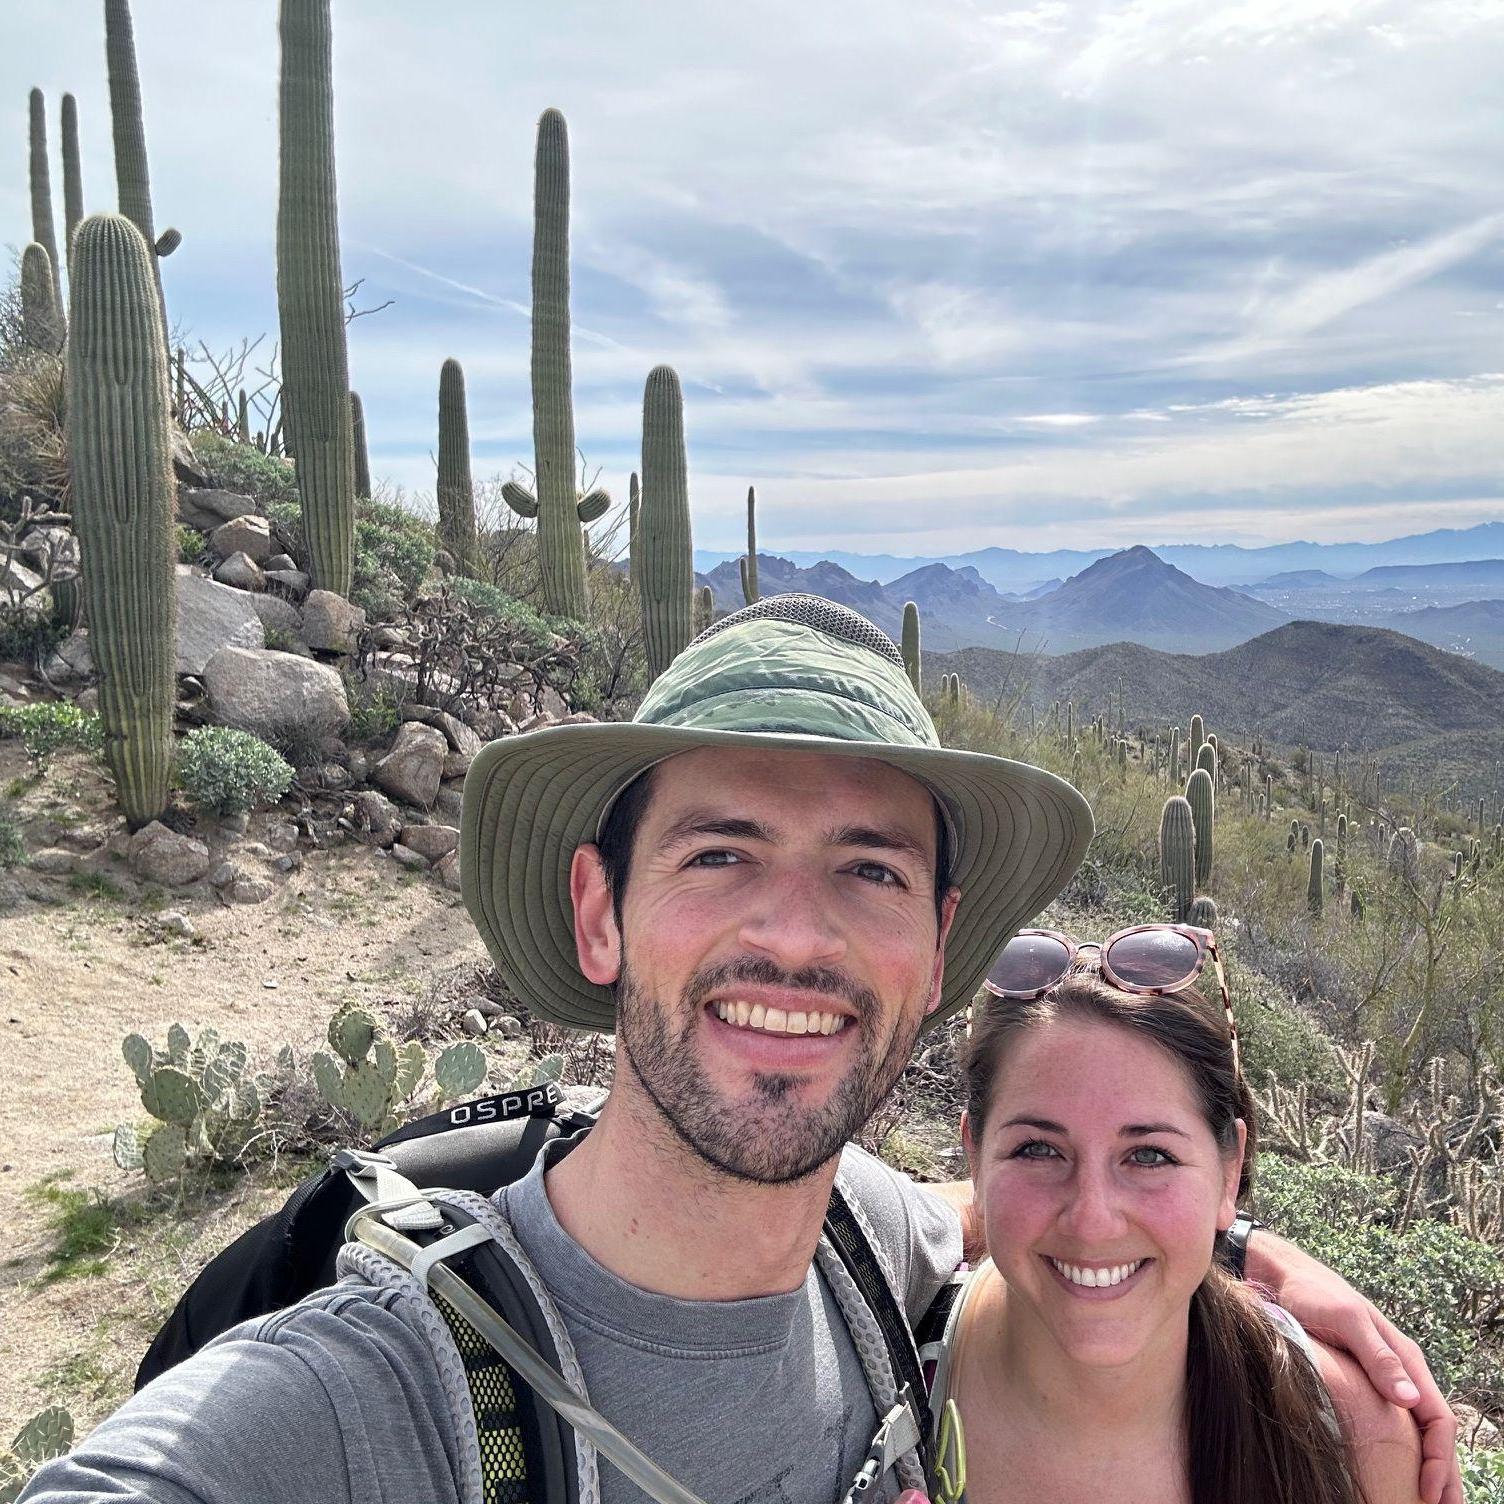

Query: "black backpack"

xmin=137 ymin=1083 xmax=935 ymax=1502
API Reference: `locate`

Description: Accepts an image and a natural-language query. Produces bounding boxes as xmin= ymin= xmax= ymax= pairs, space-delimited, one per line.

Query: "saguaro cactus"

xmin=61 ymin=93 xmax=83 ymax=277
xmin=349 ymin=390 xmax=371 ymax=499
xmin=28 ymin=89 xmax=64 ymax=316
xmin=1189 ymin=714 xmax=1205 ymax=754
xmin=277 ymin=0 xmax=355 ymax=597
xmin=67 ymin=214 xmax=176 ymax=830
xmin=1185 ymin=767 xmax=1215 ymax=888
xmin=639 ymin=365 xmax=693 ymax=681
xmin=20 ymin=244 xmax=64 ymax=354
xmin=627 ymin=471 xmax=640 ymax=588
xmin=1196 ymin=741 xmax=1216 ymax=780
xmin=500 ymin=108 xmax=599 ymax=619
xmin=901 ymin=601 xmax=921 ymax=692
xmin=692 ymin=584 xmax=714 ymax=636
xmin=436 ymin=359 xmax=479 ymax=574
xmin=739 ymin=485 xmax=759 ymax=604
xmin=105 ymin=0 xmax=168 ymax=331
xmin=1308 ymin=839 xmax=1324 ymax=916
xmin=1159 ymin=796 xmax=1196 ymax=923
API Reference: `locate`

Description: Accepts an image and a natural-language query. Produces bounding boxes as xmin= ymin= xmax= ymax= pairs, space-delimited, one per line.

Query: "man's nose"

xmin=737 ymin=866 xmax=847 ymax=968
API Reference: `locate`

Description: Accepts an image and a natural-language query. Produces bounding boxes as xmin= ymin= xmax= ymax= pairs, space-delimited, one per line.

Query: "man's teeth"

xmin=1048 ymin=1257 xmax=1145 ymax=1288
xmin=715 ymin=1000 xmax=849 ymax=1036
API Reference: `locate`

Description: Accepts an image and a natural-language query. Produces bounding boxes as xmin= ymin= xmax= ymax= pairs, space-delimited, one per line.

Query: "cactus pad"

xmin=143 ymin=1122 xmax=188 ymax=1182
xmin=341 ymin=1061 xmax=390 ymax=1129
xmin=143 ymin=1066 xmax=202 ymax=1127
xmin=312 ymin=1050 xmax=344 ymax=1106
xmin=435 ymin=1041 xmax=487 ymax=1098
xmin=392 ymin=1041 xmax=425 ymax=1100
xmin=122 ymin=1033 xmax=154 ymax=1088
xmin=112 ymin=1123 xmax=144 ymax=1170
xmin=372 ymin=1037 xmax=397 ymax=1085
xmin=11 ymin=1407 xmax=73 ymax=1467
xmin=328 ymin=1006 xmax=376 ymax=1066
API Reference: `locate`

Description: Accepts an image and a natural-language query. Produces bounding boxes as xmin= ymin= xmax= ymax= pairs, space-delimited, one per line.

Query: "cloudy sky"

xmin=6 ymin=1 xmax=1503 ymax=554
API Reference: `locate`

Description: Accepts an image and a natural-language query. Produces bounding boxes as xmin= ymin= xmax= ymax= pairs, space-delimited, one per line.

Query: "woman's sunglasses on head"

xmin=978 ymin=923 xmax=1239 ymax=1076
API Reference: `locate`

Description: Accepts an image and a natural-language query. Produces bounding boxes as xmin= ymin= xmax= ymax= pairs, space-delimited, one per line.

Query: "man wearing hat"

xmin=25 ymin=596 xmax=1459 ymax=1504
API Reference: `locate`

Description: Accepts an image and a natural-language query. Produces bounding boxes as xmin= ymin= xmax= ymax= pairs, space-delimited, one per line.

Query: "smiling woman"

xmin=928 ymin=967 xmax=1421 ymax=1504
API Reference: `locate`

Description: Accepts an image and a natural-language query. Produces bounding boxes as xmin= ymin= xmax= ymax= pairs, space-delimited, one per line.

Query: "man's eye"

xmin=1011 ymin=1140 xmax=1060 ymax=1161
xmin=687 ymin=850 xmax=741 ymax=868
xmin=852 ymin=861 xmax=901 ymax=886
xmin=1129 ymin=1146 xmax=1176 ymax=1167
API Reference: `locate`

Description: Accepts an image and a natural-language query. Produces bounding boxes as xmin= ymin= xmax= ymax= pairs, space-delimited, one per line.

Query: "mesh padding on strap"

xmin=433 ymin=1291 xmax=531 ymax=1504
xmin=690 ymin=592 xmax=904 ymax=668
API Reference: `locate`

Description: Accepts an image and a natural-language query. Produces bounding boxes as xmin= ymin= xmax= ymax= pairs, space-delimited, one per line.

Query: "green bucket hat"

xmin=461 ymin=594 xmax=1094 ymax=1034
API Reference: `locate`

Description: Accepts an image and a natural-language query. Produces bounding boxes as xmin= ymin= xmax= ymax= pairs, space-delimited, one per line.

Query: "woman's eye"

xmin=1011 ymin=1139 xmax=1060 ymax=1161
xmin=1129 ymin=1145 xmax=1176 ymax=1167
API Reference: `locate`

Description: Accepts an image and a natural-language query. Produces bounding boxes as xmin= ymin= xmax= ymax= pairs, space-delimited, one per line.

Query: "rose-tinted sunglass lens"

xmin=988 ymin=933 xmax=1072 ymax=993
xmin=1105 ymin=929 xmax=1201 ymax=988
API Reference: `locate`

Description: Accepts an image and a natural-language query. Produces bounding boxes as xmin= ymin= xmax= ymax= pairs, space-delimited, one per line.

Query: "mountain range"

xmin=929 ymin=621 xmax=1504 ymax=801
xmin=694 ymin=520 xmax=1504 ymax=591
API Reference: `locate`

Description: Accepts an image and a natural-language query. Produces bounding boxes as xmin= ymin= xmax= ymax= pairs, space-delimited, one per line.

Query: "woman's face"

xmin=965 ymin=1015 xmax=1244 ymax=1371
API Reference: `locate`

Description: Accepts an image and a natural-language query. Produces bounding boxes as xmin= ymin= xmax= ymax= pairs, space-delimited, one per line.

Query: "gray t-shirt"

xmin=22 ymin=1142 xmax=961 ymax=1504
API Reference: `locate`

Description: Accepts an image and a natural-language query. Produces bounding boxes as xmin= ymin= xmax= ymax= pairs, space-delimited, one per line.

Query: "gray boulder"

xmin=129 ymin=822 xmax=211 ymax=886
xmin=178 ymin=487 xmax=258 ymax=531
xmin=264 ymin=553 xmax=297 ymax=573
xmin=265 ymin=569 xmax=310 ymax=600
xmin=248 ymin=592 xmax=302 ymax=639
xmin=213 ymin=552 xmax=267 ymax=592
xmin=0 ymin=555 xmax=44 ymax=597
xmin=176 ymin=567 xmax=267 ymax=673
xmin=402 ymin=704 xmax=483 ymax=758
xmin=203 ymin=646 xmax=350 ymax=740
xmin=28 ymin=848 xmax=78 ymax=875
xmin=209 ymin=514 xmax=277 ymax=565
xmin=432 ymin=851 xmax=463 ymax=892
xmin=171 ymin=429 xmax=210 ymax=488
xmin=302 ymin=590 xmax=366 ymax=654
xmin=352 ymin=790 xmax=401 ymax=848
xmin=391 ymin=843 xmax=431 ymax=871
xmin=373 ymin=723 xmax=447 ymax=809
xmin=399 ymin=823 xmax=459 ymax=861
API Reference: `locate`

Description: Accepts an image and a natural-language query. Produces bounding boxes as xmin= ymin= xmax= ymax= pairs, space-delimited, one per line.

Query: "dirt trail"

xmin=0 ymin=747 xmax=492 ymax=1434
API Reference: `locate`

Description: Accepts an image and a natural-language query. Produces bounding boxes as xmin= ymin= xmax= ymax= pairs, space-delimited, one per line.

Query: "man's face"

xmin=577 ymin=746 xmax=958 ymax=1185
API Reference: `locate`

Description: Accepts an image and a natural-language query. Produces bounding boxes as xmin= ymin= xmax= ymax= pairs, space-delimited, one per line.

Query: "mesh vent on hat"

xmin=690 ymin=592 xmax=905 ymax=669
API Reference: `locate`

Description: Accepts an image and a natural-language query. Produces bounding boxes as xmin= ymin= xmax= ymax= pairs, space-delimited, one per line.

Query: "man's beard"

xmin=616 ymin=953 xmax=923 ymax=1185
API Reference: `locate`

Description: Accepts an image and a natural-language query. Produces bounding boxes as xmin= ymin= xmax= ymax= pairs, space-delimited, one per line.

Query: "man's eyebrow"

xmin=825 ymin=824 xmax=934 ymax=874
xmin=657 ymin=812 xmax=777 ymax=848
xmin=654 ymin=814 xmax=932 ymax=872
xmin=997 ymin=1116 xmax=1192 ymax=1140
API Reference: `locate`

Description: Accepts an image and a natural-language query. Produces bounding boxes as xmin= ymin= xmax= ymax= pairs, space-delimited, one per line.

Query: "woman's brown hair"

xmin=963 ymin=974 xmax=1362 ymax=1504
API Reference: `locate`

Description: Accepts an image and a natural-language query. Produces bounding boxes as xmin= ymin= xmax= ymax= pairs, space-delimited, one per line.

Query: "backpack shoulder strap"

xmin=822 ymin=1178 xmax=934 ymax=1486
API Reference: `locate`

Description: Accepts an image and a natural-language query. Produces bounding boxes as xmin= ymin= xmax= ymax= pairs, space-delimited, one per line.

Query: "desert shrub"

xmin=1464 ymin=1448 xmax=1504 ymax=1503
xmin=352 ymin=497 xmax=435 ymax=618
xmin=343 ymin=672 xmax=401 ymax=743
xmin=0 ymin=701 xmax=102 ymax=767
xmin=191 ymin=432 xmax=298 ymax=509
xmin=176 ymin=523 xmax=204 ymax=564
xmin=1253 ymin=1154 xmax=1504 ymax=1398
xmin=0 ymin=351 xmax=68 ymax=519
xmin=175 ymin=726 xmax=293 ymax=816
xmin=0 ymin=605 xmax=67 ymax=667
xmin=0 ymin=803 xmax=23 ymax=868
xmin=1231 ymin=962 xmax=1345 ymax=1098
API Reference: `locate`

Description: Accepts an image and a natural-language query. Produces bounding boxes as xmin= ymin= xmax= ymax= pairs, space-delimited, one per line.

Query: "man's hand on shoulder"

xmin=1248 ymin=1230 xmax=1460 ymax=1504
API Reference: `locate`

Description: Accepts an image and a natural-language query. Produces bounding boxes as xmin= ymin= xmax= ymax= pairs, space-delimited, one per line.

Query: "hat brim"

xmin=461 ymin=722 xmax=1094 ymax=1034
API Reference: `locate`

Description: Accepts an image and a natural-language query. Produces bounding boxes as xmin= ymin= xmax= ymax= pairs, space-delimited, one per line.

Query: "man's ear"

xmin=924 ymin=886 xmax=963 ymax=1016
xmin=571 ymin=843 xmax=621 ymax=986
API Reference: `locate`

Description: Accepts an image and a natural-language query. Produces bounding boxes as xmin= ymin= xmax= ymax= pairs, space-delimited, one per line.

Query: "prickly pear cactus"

xmin=434 ymin=1041 xmax=487 ymax=1098
xmin=1 ymin=1404 xmax=74 ymax=1503
xmin=329 ymin=1004 xmax=377 ymax=1066
xmin=143 ymin=1122 xmax=188 ymax=1182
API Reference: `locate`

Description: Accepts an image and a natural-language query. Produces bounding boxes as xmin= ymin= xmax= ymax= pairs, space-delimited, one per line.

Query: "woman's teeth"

xmin=1049 ymin=1258 xmax=1145 ymax=1288
xmin=715 ymin=1000 xmax=849 ymax=1036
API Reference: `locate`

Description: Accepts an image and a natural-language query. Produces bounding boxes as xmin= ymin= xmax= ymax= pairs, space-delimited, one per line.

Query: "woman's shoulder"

xmin=1307 ymin=1335 xmax=1424 ymax=1504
